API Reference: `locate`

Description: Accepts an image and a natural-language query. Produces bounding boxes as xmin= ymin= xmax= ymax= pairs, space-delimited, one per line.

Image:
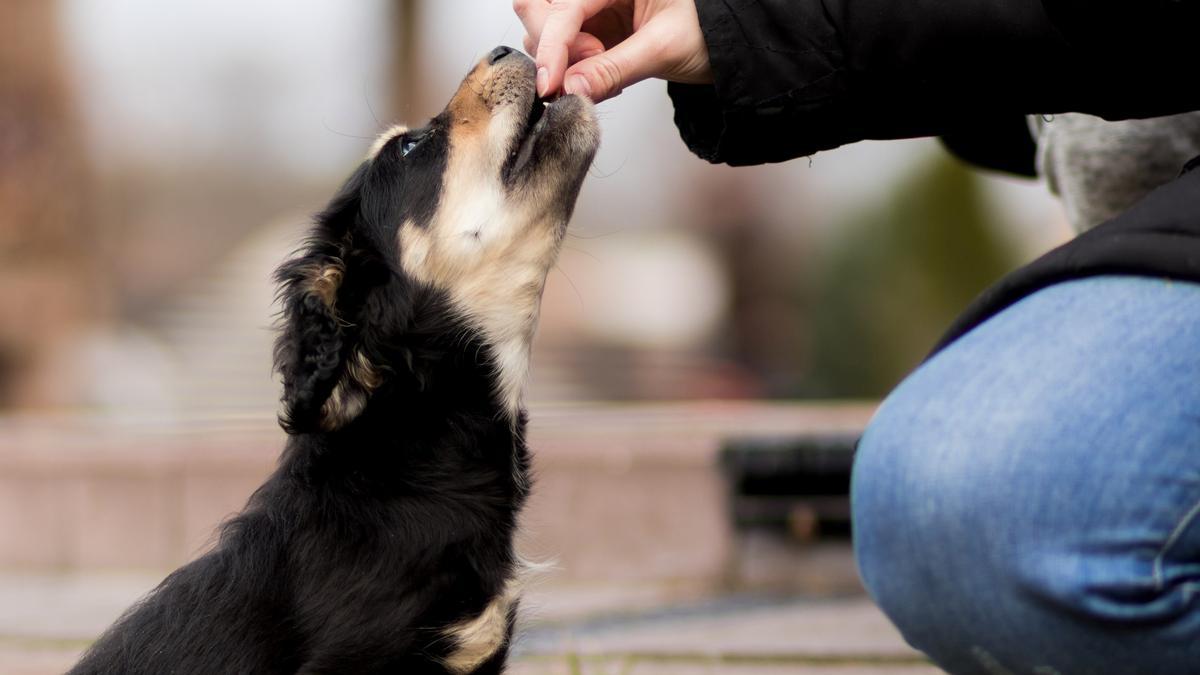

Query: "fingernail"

xmin=565 ymin=74 xmax=591 ymax=99
xmin=536 ymin=67 xmax=549 ymax=96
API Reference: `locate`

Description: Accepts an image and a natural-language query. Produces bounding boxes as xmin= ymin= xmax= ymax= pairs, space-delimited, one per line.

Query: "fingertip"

xmin=564 ymin=74 xmax=593 ymax=100
xmin=534 ymin=43 xmax=563 ymax=95
xmin=535 ymin=5 xmax=585 ymax=97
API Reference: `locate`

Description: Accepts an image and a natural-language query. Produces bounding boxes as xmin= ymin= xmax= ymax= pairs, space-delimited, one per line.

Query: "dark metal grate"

xmin=720 ymin=433 xmax=860 ymax=540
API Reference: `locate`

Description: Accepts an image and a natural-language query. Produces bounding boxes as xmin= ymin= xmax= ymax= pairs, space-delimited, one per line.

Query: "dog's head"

xmin=275 ymin=47 xmax=599 ymax=433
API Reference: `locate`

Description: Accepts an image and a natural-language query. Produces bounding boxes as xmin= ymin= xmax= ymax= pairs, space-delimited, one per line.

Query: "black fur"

xmin=70 ymin=113 xmax=529 ymax=675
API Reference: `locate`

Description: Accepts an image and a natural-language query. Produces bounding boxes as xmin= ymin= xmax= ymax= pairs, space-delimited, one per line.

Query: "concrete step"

xmin=0 ymin=402 xmax=874 ymax=583
xmin=0 ymin=404 xmax=923 ymax=675
xmin=508 ymin=662 xmax=941 ymax=675
xmin=1 ymin=647 xmax=939 ymax=675
xmin=0 ymin=573 xmax=935 ymax=675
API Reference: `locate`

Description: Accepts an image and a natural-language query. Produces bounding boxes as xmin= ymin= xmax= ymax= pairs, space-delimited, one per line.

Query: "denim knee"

xmin=853 ymin=358 xmax=1200 ymax=628
xmin=852 ymin=378 xmax=1200 ymax=674
xmin=851 ymin=277 xmax=1200 ymax=673
xmin=851 ymin=389 xmax=983 ymax=649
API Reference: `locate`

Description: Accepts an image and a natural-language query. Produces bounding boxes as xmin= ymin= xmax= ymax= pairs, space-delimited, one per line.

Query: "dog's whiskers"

xmin=560 ymin=243 xmax=603 ymax=264
xmin=588 ymin=154 xmax=628 ymax=179
xmin=565 ymin=226 xmax=629 ymax=240
xmin=362 ymin=75 xmax=385 ymax=131
xmin=321 ymin=119 xmax=375 ymax=141
xmin=552 ymin=262 xmax=586 ymax=311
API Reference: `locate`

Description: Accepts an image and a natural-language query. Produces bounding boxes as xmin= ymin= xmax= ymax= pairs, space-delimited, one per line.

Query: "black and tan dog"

xmin=70 ymin=46 xmax=598 ymax=675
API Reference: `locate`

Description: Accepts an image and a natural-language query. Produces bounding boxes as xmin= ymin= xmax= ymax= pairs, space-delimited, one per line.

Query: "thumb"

xmin=561 ymin=27 xmax=662 ymax=102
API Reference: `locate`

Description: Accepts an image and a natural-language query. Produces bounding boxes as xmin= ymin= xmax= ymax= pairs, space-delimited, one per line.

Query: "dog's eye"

xmin=400 ymin=134 xmax=424 ymax=157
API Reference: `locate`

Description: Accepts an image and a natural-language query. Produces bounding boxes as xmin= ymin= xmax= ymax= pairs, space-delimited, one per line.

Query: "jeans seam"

xmin=1154 ymin=495 xmax=1200 ymax=590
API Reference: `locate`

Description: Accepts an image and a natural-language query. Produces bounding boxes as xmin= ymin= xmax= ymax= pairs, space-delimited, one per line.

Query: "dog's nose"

xmin=487 ymin=45 xmax=516 ymax=65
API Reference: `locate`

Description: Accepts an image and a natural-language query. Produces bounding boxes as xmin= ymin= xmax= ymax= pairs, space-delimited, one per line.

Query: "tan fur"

xmin=393 ymin=58 xmax=575 ymax=418
xmin=297 ymin=261 xmax=375 ymax=430
xmin=366 ymin=124 xmax=408 ymax=160
xmin=319 ymin=350 xmax=381 ymax=430
xmin=319 ymin=380 xmax=367 ymax=431
xmin=441 ymin=557 xmax=550 ymax=673
xmin=346 ymin=349 xmax=382 ymax=389
xmin=441 ymin=585 xmax=517 ymax=674
xmin=353 ymin=55 xmax=596 ymax=425
xmin=399 ymin=201 xmax=560 ymax=419
xmin=307 ymin=263 xmax=343 ymax=308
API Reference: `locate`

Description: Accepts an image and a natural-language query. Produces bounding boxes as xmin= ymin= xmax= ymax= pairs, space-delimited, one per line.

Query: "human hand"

xmin=514 ymin=0 xmax=713 ymax=103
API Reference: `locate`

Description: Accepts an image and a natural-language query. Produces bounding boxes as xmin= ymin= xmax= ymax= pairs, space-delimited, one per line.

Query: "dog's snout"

xmin=487 ymin=45 xmax=516 ymax=65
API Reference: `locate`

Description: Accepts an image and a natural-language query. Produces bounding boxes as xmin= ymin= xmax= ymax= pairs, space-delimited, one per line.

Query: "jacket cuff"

xmin=666 ymin=83 xmax=725 ymax=163
xmin=939 ymin=115 xmax=1037 ymax=177
xmin=668 ymin=0 xmax=846 ymax=166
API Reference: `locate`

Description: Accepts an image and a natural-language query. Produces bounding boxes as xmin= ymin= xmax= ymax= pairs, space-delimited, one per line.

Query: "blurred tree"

xmin=387 ymin=0 xmax=426 ymax=121
xmin=0 ymin=0 xmax=101 ymax=406
xmin=800 ymin=153 xmax=1019 ymax=397
xmin=694 ymin=170 xmax=810 ymax=398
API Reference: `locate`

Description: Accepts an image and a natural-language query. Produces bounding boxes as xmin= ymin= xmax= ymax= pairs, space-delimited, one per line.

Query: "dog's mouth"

xmin=489 ymin=55 xmax=597 ymax=188
xmin=523 ymin=94 xmax=548 ymax=139
xmin=505 ymin=93 xmax=552 ymax=180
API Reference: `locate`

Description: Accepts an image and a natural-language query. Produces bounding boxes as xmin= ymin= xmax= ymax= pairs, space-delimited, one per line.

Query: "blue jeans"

xmin=853 ymin=276 xmax=1200 ymax=674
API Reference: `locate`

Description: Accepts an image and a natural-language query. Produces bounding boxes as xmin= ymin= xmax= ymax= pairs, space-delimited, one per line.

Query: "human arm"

xmin=668 ymin=0 xmax=1200 ymax=166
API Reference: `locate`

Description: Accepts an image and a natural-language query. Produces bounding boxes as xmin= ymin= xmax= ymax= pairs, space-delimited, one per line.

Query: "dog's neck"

xmin=292 ymin=334 xmax=530 ymax=492
xmin=371 ymin=321 xmax=529 ymax=435
xmin=480 ymin=323 xmax=537 ymax=424
xmin=296 ymin=275 xmax=551 ymax=443
xmin=397 ymin=207 xmax=560 ymax=423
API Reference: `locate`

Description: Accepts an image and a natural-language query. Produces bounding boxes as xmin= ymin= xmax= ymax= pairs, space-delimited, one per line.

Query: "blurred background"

xmin=0 ymin=1 xmax=1072 ymax=673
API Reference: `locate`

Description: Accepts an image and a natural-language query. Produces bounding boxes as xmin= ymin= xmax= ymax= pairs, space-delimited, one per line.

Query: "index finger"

xmin=513 ymin=0 xmax=550 ymax=49
xmin=535 ymin=0 xmax=611 ymax=96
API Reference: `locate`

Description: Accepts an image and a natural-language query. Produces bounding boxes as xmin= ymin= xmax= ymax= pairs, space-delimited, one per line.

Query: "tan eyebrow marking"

xmin=366 ymin=124 xmax=409 ymax=160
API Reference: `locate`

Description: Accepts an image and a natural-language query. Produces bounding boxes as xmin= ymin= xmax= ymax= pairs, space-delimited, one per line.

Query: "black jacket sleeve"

xmin=669 ymin=0 xmax=1200 ymax=167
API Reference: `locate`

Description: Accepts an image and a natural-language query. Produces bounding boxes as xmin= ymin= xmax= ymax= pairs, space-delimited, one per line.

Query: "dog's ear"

xmin=274 ymin=164 xmax=380 ymax=433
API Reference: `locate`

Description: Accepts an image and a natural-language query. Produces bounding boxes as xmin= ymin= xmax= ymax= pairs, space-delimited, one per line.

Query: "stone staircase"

xmin=144 ymin=215 xmax=307 ymax=416
xmin=132 ymin=215 xmax=755 ymax=413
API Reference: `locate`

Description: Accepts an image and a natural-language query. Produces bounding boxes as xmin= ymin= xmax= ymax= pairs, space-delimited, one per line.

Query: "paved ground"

xmin=509 ymin=662 xmax=939 ymax=675
xmin=0 ymin=572 xmax=940 ymax=674
xmin=0 ymin=403 xmax=928 ymax=673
